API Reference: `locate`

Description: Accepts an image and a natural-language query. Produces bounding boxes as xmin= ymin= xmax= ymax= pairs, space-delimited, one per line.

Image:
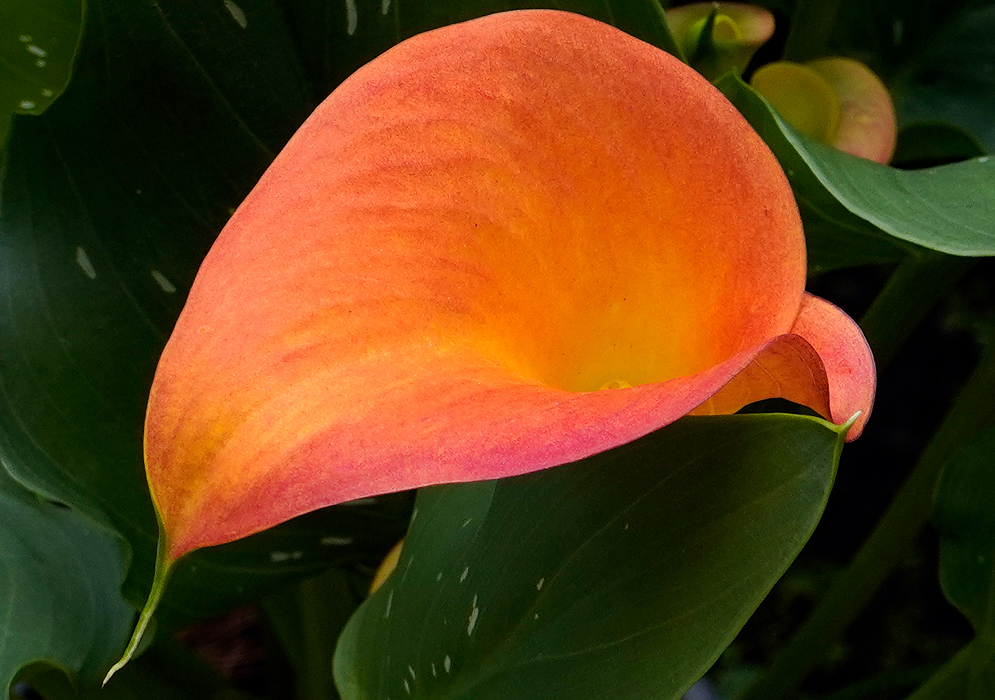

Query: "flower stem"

xmin=859 ymin=252 xmax=974 ymax=368
xmin=742 ymin=344 xmax=995 ymax=700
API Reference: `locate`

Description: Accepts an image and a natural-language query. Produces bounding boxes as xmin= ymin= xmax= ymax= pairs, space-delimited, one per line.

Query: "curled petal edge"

xmin=692 ymin=293 xmax=874 ymax=441
xmin=158 ymin=293 xmax=873 ymax=561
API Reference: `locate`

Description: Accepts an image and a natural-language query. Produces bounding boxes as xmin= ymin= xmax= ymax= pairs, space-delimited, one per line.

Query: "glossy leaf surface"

xmin=720 ymin=74 xmax=995 ymax=261
xmin=931 ymin=427 xmax=995 ymax=697
xmin=933 ymin=427 xmax=995 ymax=633
xmin=0 ymin=467 xmax=133 ymax=694
xmin=334 ymin=414 xmax=844 ymax=700
xmin=0 ymin=0 xmax=83 ymax=147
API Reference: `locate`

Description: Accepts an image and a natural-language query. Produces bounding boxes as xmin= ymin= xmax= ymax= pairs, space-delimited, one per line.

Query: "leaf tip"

xmin=104 ymin=535 xmax=173 ymax=685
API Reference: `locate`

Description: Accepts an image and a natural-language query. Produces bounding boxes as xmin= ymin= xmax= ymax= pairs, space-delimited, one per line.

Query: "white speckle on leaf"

xmin=381 ymin=0 xmax=390 ymax=14
xmin=19 ymin=35 xmax=31 ymax=43
xmin=224 ymin=0 xmax=248 ymax=28
xmin=75 ymin=247 xmax=97 ymax=279
xmin=270 ymin=551 xmax=291 ymax=562
xmin=19 ymin=100 xmax=35 ymax=110
xmin=467 ymin=596 xmax=479 ymax=635
xmin=403 ymin=679 xmax=410 ymax=695
xmin=408 ymin=665 xmax=416 ymax=679
xmin=41 ymin=88 xmax=53 ymax=96
xmin=291 ymin=551 xmax=303 ymax=560
xmin=345 ymin=0 xmax=358 ymax=35
xmin=536 ymin=578 xmax=544 ymax=591
xmin=35 ymin=59 xmax=46 ymax=68
xmin=431 ymin=663 xmax=437 ymax=677
xmin=979 ymin=156 xmax=990 ymax=163
xmin=151 ymin=270 xmax=177 ymax=293
xmin=321 ymin=535 xmax=354 ymax=546
xmin=534 ymin=612 xmax=539 ymax=620
xmin=26 ymin=45 xmax=47 ymax=58
xmin=461 ymin=517 xmax=472 ymax=528
xmin=436 ymin=571 xmax=443 ymax=582
xmin=385 ymin=590 xmax=394 ymax=618
xmin=444 ymin=656 xmax=451 ymax=673
xmin=459 ymin=567 xmax=469 ymax=582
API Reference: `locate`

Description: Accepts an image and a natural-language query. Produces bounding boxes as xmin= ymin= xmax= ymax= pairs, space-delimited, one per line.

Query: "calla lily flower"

xmin=750 ymin=58 xmax=898 ymax=163
xmin=665 ymin=2 xmax=775 ymax=77
xmin=145 ymin=10 xmax=875 ymax=563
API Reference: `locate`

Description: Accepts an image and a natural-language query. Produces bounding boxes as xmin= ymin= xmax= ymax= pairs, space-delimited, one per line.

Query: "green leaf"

xmin=891 ymin=4 xmax=995 ymax=153
xmin=0 ymin=0 xmax=316 ymax=605
xmin=718 ymin=73 xmax=995 ymax=263
xmin=892 ymin=123 xmax=986 ymax=169
xmin=932 ymin=426 xmax=995 ymax=634
xmin=162 ymin=493 xmax=412 ymax=625
xmin=334 ymin=414 xmax=844 ymax=700
xmin=931 ymin=426 xmax=995 ymax=699
xmin=0 ymin=0 xmax=84 ymax=148
xmin=0 ymin=466 xmax=133 ymax=695
xmin=824 ymin=0 xmax=995 ymax=152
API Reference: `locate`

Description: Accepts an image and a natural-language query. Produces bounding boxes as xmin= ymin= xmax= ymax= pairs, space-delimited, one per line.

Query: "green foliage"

xmin=0 ymin=468 xmax=132 ymax=694
xmin=0 ymin=0 xmax=83 ymax=148
xmin=0 ymin=0 xmax=993 ymax=697
xmin=335 ymin=415 xmax=843 ymax=700
xmin=719 ymin=74 xmax=995 ymax=269
xmin=914 ymin=427 xmax=995 ymax=699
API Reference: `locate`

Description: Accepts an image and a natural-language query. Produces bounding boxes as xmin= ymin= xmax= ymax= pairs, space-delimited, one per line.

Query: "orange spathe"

xmin=145 ymin=10 xmax=875 ymax=561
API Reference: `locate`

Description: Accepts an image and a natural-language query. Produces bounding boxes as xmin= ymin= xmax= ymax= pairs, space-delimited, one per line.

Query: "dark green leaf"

xmin=21 ymin=638 xmax=257 ymax=700
xmin=719 ymin=73 xmax=995 ymax=262
xmin=932 ymin=427 xmax=995 ymax=633
xmin=0 ymin=0 xmax=84 ymax=147
xmin=931 ymin=427 xmax=995 ymax=699
xmin=334 ymin=414 xmax=844 ymax=700
xmin=0 ymin=467 xmax=133 ymax=694
xmin=163 ymin=494 xmax=411 ymax=626
xmin=827 ymin=0 xmax=995 ymax=152
xmin=892 ymin=123 xmax=986 ymax=169
xmin=0 ymin=0 xmax=316 ymax=607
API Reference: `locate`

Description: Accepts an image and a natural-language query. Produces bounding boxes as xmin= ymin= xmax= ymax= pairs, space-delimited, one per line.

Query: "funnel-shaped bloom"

xmin=146 ymin=10 xmax=874 ymax=562
xmin=751 ymin=58 xmax=898 ymax=163
xmin=666 ymin=2 xmax=775 ymax=78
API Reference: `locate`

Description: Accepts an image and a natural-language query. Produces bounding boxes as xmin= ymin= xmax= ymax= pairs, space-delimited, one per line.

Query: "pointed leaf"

xmin=333 ymin=413 xmax=845 ymax=700
xmin=0 ymin=0 xmax=84 ymax=147
xmin=719 ymin=73 xmax=995 ymax=259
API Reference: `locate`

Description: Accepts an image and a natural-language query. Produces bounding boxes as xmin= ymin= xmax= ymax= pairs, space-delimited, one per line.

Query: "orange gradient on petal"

xmin=144 ymin=10 xmax=874 ymax=561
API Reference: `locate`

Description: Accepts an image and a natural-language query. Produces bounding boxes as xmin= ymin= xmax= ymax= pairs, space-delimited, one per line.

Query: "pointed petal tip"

xmin=792 ymin=294 xmax=875 ymax=440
